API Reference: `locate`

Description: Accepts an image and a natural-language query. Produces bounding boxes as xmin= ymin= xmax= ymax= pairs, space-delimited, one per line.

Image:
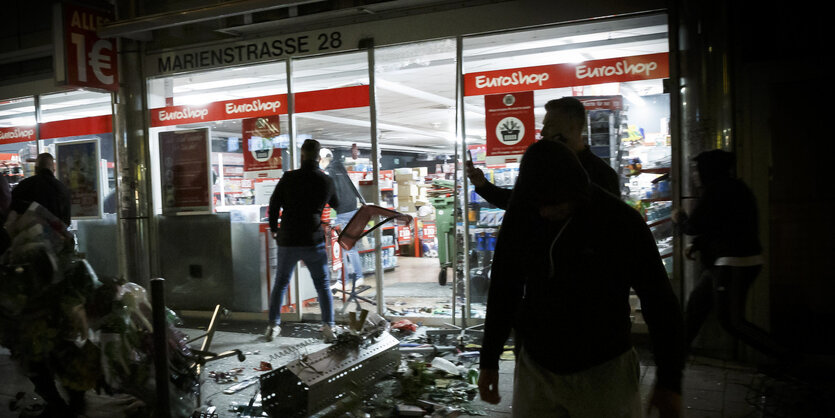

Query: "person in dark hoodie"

xmin=478 ymin=139 xmax=684 ymax=417
xmin=676 ymin=150 xmax=784 ymax=357
xmin=466 ymin=97 xmax=621 ymax=209
xmin=10 ymin=153 xmax=71 ymax=226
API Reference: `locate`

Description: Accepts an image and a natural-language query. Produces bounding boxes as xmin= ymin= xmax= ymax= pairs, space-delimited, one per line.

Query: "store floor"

xmin=2 ymin=320 xmax=833 ymax=418
xmin=331 ymin=256 xmax=488 ymax=320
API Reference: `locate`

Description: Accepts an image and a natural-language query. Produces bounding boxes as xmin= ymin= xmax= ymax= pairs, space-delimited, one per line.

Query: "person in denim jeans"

xmin=319 ymin=148 xmax=364 ymax=285
xmin=266 ymin=139 xmax=340 ymax=342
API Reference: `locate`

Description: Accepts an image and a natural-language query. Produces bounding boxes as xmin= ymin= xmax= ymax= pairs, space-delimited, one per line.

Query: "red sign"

xmin=149 ymin=85 xmax=370 ymax=127
xmin=242 ymin=116 xmax=283 ymax=172
xmin=40 ymin=115 xmax=113 ymax=139
xmin=0 ymin=126 xmax=36 ymax=144
xmin=151 ymin=94 xmax=286 ymax=127
xmin=464 ymin=53 xmax=669 ymax=96
xmin=397 ymin=225 xmax=412 ymax=245
xmin=60 ymin=3 xmax=118 ymax=92
xmin=484 ymin=91 xmax=536 ymax=157
xmin=330 ymin=227 xmax=342 ymax=271
xmin=420 ymin=223 xmax=437 ymax=241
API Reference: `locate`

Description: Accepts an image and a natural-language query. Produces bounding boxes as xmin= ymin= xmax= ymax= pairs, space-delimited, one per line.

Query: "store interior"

xmin=0 ymin=13 xmax=672 ymax=324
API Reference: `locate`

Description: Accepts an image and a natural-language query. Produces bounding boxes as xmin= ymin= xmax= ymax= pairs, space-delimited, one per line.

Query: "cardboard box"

xmin=397 ymin=183 xmax=419 ymax=197
xmin=395 ymin=172 xmax=419 ymax=182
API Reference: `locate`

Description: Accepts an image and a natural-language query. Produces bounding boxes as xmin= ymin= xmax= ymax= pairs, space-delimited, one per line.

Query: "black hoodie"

xmin=683 ymin=150 xmax=762 ymax=266
xmin=480 ymin=140 xmax=685 ymax=393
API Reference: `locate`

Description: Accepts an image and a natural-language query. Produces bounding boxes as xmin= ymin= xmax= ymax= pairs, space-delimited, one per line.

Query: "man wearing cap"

xmin=266 ymin=139 xmax=340 ymax=342
xmin=466 ymin=97 xmax=621 ymax=207
xmin=478 ymin=139 xmax=684 ymax=417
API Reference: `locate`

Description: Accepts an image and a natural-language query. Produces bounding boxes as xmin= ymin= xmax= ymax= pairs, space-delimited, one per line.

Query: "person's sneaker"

xmin=264 ymin=325 xmax=280 ymax=342
xmin=322 ymin=324 xmax=337 ymax=343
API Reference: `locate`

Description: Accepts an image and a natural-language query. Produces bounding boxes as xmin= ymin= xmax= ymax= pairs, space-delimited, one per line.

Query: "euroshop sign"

xmin=53 ymin=3 xmax=119 ymax=92
xmin=150 ymin=85 xmax=369 ymax=127
xmin=464 ymin=53 xmax=669 ymax=96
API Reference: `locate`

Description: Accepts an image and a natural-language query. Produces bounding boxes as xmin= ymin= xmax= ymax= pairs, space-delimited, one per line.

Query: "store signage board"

xmin=53 ymin=3 xmax=119 ymax=92
xmin=484 ymin=91 xmax=536 ymax=157
xmin=464 ymin=53 xmax=669 ymax=96
xmin=0 ymin=126 xmax=36 ymax=144
xmin=578 ymin=96 xmax=624 ymax=110
xmin=242 ymin=115 xmax=283 ymax=174
xmin=55 ymin=139 xmax=102 ymax=219
xmin=159 ymin=129 xmax=213 ymax=215
xmin=150 ymin=85 xmax=369 ymax=127
xmin=40 ymin=115 xmax=113 ymax=139
xmin=151 ymin=29 xmax=358 ymax=76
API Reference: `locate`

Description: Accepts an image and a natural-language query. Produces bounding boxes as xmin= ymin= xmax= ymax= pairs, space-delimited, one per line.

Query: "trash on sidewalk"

xmin=253 ymin=361 xmax=272 ymax=371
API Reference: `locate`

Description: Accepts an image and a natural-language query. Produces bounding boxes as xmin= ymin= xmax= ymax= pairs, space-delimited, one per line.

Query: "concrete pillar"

xmin=111 ymin=2 xmax=153 ymax=288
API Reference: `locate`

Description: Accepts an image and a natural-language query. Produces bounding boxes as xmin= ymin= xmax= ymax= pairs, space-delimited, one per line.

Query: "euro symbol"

xmin=88 ymin=39 xmax=114 ymax=85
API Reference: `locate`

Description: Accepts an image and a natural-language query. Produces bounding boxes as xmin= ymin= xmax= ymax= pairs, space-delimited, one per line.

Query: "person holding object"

xmin=266 ymin=139 xmax=340 ymax=343
xmin=319 ymin=148 xmax=365 ymax=288
xmin=10 ymin=153 xmax=71 ymax=226
xmin=466 ymin=97 xmax=621 ymax=209
xmin=478 ymin=139 xmax=684 ymax=417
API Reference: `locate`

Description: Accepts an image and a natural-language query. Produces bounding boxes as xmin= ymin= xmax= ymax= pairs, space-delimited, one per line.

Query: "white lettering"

xmin=224 ymin=99 xmax=282 ymax=115
xmin=157 ymin=107 xmax=209 ymax=121
xmin=474 ymin=71 xmax=550 ymax=89
xmin=576 ymin=60 xmax=659 ymax=79
xmin=0 ymin=128 xmax=35 ymax=141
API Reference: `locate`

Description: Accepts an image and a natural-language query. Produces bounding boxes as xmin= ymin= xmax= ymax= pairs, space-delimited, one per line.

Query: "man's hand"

xmin=465 ymin=160 xmax=488 ymax=188
xmin=647 ymin=386 xmax=682 ymax=418
xmin=477 ymin=368 xmax=501 ymax=404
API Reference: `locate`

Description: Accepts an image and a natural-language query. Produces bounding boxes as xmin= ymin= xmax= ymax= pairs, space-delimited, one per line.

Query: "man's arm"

xmin=478 ymin=204 xmax=528 ymax=403
xmin=268 ymin=178 xmax=284 ymax=234
xmin=466 ymin=161 xmax=512 ymax=210
xmin=628 ymin=212 xmax=685 ymax=393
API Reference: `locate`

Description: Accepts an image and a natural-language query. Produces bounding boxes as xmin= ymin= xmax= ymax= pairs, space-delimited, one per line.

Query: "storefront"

xmin=0 ymin=2 xmax=676 ymax=328
xmin=138 ymin=11 xmax=674 ymax=327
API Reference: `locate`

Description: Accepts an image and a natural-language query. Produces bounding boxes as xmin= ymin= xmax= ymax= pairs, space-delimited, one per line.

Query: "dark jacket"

xmin=10 ymin=169 xmax=72 ymax=226
xmin=324 ymin=159 xmax=362 ymax=214
xmin=480 ymin=140 xmax=684 ymax=394
xmin=474 ymin=144 xmax=620 ymax=209
xmin=269 ymin=160 xmax=339 ymax=246
xmin=683 ymin=150 xmax=761 ymax=266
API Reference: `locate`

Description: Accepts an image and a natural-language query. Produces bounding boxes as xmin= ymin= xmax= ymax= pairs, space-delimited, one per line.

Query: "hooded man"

xmin=677 ymin=150 xmax=783 ymax=358
xmin=478 ymin=139 xmax=685 ymax=417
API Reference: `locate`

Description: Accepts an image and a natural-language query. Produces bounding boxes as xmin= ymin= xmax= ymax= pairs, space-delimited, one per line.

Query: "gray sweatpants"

xmin=512 ymin=347 xmax=642 ymax=418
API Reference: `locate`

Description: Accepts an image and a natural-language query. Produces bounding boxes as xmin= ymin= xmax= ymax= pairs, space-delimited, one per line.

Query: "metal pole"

xmin=456 ymin=35 xmax=471 ymax=327
xmin=150 ymin=278 xmax=171 ymax=417
xmin=365 ymin=38 xmax=385 ymax=316
xmin=285 ymin=58 xmax=302 ymax=322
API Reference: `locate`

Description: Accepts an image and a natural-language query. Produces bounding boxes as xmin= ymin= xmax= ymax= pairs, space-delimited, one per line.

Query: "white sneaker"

xmin=265 ymin=325 xmax=281 ymax=342
xmin=322 ymin=324 xmax=337 ymax=343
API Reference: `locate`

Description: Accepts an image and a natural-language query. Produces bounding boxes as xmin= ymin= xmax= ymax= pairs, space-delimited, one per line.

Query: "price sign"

xmin=55 ymin=3 xmax=119 ymax=92
xmin=397 ymin=225 xmax=412 ymax=245
xmin=421 ymin=223 xmax=437 ymax=240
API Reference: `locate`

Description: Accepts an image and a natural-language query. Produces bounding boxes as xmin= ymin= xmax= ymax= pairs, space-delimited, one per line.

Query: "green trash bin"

xmin=431 ymin=190 xmax=455 ymax=285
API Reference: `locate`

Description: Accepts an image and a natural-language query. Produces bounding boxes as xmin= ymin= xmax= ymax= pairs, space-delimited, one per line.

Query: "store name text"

xmin=474 ymin=71 xmax=550 ymax=90
xmin=0 ymin=128 xmax=35 ymax=141
xmin=157 ymin=107 xmax=209 ymax=122
xmin=576 ymin=60 xmax=659 ymax=79
xmin=158 ymin=32 xmax=344 ymax=73
xmin=226 ymin=99 xmax=282 ymax=115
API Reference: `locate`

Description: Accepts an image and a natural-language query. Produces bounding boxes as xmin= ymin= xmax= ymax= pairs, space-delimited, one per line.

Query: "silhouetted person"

xmin=11 ymin=153 xmax=71 ymax=226
xmin=478 ymin=140 xmax=684 ymax=417
xmin=466 ymin=97 xmax=620 ymax=209
xmin=266 ymin=139 xmax=340 ymax=342
xmin=677 ymin=150 xmax=785 ymax=358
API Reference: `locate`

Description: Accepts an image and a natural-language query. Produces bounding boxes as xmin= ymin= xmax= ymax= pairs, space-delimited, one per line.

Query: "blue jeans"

xmin=268 ymin=242 xmax=334 ymax=326
xmin=335 ymin=210 xmax=364 ymax=281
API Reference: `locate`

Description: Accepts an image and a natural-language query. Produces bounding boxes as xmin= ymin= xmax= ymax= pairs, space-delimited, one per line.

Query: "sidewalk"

xmin=1 ymin=319 xmax=832 ymax=417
